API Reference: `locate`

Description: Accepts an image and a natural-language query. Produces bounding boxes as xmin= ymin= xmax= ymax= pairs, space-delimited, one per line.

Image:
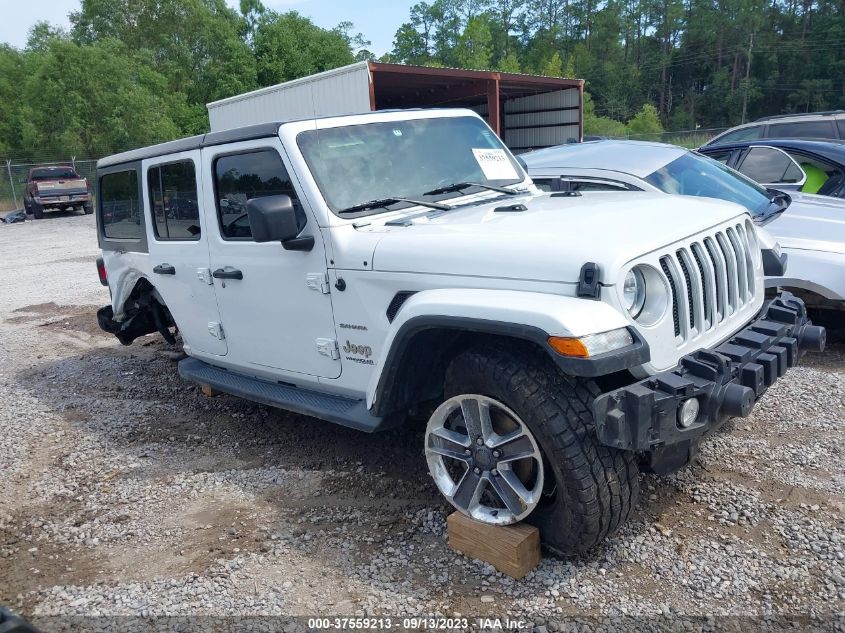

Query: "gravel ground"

xmin=1 ymin=213 xmax=844 ymax=632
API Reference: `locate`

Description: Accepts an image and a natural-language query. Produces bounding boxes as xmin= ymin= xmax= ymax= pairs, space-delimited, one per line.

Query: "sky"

xmin=0 ymin=0 xmax=415 ymax=56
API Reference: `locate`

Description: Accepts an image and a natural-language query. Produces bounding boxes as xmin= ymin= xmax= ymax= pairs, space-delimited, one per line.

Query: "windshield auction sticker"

xmin=472 ymin=148 xmax=518 ymax=180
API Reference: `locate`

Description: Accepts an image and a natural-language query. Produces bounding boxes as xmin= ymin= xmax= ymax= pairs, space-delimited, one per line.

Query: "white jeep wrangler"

xmin=94 ymin=109 xmax=825 ymax=555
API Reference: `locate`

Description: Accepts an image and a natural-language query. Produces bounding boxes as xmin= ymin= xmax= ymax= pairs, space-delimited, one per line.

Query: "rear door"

xmin=732 ymin=146 xmax=807 ymax=189
xmin=144 ymin=151 xmax=227 ymax=356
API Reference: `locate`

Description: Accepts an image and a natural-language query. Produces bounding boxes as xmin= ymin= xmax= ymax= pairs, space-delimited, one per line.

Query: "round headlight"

xmin=622 ymin=268 xmax=646 ymax=318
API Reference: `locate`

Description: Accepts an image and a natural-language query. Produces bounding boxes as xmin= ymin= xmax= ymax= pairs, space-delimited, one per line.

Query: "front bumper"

xmin=592 ymin=291 xmax=826 ymax=474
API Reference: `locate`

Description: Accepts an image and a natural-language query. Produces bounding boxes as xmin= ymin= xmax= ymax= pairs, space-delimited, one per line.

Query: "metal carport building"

xmin=207 ymin=62 xmax=584 ymax=152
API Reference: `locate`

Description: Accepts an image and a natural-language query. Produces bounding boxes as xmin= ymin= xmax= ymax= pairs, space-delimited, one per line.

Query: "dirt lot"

xmin=1 ymin=213 xmax=844 ymax=631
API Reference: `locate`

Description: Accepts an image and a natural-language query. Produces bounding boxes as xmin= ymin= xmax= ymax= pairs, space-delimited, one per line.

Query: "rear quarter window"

xmin=767 ymin=120 xmax=837 ymax=140
xmin=100 ymin=169 xmax=143 ymax=240
xmin=713 ymin=125 xmax=763 ymax=144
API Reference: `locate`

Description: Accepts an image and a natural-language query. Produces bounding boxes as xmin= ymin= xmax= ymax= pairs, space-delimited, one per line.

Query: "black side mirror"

xmin=246 ymin=195 xmax=313 ymax=251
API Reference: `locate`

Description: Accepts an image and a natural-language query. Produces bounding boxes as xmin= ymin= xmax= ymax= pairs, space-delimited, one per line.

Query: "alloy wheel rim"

xmin=424 ymin=394 xmax=544 ymax=525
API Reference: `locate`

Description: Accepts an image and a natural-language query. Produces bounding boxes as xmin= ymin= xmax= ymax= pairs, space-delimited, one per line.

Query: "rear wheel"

xmin=83 ymin=202 xmax=94 ymax=215
xmin=32 ymin=202 xmax=44 ymax=219
xmin=427 ymin=345 xmax=639 ymax=555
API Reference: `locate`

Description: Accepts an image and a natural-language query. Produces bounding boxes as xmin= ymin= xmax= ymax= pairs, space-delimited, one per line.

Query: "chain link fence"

xmin=609 ymin=127 xmax=729 ymax=148
xmin=1 ymin=157 xmax=99 ymax=213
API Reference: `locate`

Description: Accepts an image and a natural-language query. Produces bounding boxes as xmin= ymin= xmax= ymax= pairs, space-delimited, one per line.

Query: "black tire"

xmin=22 ymin=197 xmax=30 ymax=214
xmin=443 ymin=345 xmax=639 ymax=556
xmin=31 ymin=203 xmax=44 ymax=219
xmin=83 ymin=202 xmax=94 ymax=215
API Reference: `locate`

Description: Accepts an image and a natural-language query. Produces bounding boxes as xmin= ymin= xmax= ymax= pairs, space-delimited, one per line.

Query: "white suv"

xmin=94 ymin=109 xmax=824 ymax=555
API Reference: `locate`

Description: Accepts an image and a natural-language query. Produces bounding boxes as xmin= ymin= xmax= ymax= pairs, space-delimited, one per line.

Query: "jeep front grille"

xmin=659 ymin=224 xmax=756 ymax=344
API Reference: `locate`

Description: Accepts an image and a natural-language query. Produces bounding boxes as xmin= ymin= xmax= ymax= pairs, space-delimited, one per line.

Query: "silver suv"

xmin=705 ymin=111 xmax=845 ymax=146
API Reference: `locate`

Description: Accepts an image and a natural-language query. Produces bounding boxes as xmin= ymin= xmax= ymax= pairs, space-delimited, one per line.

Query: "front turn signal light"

xmin=548 ymin=337 xmax=590 ymax=357
xmin=548 ymin=328 xmax=634 ymax=358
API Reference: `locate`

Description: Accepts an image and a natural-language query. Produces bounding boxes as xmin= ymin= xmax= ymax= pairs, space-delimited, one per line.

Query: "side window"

xmin=100 ymin=169 xmax=142 ymax=239
xmin=767 ymin=120 xmax=837 ymax=140
xmin=838 ymin=119 xmax=845 ymax=139
xmin=704 ymin=150 xmax=732 ymax=164
xmin=214 ymin=149 xmax=302 ymax=240
xmin=736 ymin=147 xmax=804 ymax=184
xmin=148 ymin=160 xmax=200 ymax=240
xmin=715 ymin=125 xmax=763 ymax=144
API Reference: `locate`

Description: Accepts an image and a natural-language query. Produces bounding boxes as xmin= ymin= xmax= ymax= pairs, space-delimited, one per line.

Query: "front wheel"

xmin=426 ymin=345 xmax=639 ymax=556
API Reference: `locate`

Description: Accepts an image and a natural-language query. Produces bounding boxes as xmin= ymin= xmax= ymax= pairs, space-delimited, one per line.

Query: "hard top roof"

xmin=97 ymin=122 xmax=284 ymax=169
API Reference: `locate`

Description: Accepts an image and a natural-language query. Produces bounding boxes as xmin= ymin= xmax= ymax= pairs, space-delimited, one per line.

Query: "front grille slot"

xmin=726 ymin=227 xmax=748 ymax=302
xmin=659 ymin=226 xmax=756 ymax=346
xmin=704 ymin=237 xmax=727 ymax=321
xmin=716 ymin=232 xmax=738 ymax=313
xmin=676 ymin=250 xmax=696 ymax=330
xmin=660 ymin=257 xmax=681 ymax=338
xmin=735 ymin=224 xmax=755 ymax=297
xmin=690 ymin=244 xmax=712 ymax=327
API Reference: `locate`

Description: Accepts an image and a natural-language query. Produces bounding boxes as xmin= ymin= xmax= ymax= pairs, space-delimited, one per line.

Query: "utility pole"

xmin=741 ymin=32 xmax=754 ymax=124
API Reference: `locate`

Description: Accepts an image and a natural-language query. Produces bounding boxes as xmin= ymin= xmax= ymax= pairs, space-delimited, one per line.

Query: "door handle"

xmin=153 ymin=263 xmax=176 ymax=275
xmin=212 ymin=267 xmax=243 ymax=280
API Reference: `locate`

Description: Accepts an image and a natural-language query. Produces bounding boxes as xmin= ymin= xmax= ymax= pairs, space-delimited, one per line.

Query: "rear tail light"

xmin=96 ymin=257 xmax=108 ymax=286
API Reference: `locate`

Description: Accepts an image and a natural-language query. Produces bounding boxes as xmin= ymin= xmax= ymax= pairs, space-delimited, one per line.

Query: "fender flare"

xmin=366 ymin=288 xmax=649 ymax=415
xmin=110 ymin=268 xmax=150 ymax=321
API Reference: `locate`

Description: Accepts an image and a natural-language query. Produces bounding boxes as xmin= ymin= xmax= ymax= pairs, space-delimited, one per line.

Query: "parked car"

xmin=94 ymin=110 xmax=823 ymax=555
xmin=703 ymin=110 xmax=845 ymax=147
xmin=523 ymin=139 xmax=845 ymax=314
xmin=22 ymin=165 xmax=93 ymax=219
xmin=697 ymin=138 xmax=845 ymax=199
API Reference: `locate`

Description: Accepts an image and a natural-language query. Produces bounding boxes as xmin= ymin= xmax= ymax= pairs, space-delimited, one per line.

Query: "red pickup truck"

xmin=23 ymin=165 xmax=93 ymax=219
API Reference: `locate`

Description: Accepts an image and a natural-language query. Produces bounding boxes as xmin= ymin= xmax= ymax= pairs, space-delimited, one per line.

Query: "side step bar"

xmin=178 ymin=357 xmax=388 ymax=433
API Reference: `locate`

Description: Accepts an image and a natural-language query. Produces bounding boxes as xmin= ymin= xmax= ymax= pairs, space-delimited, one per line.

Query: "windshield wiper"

xmin=423 ymin=182 xmax=518 ymax=196
xmin=338 ymin=197 xmax=451 ymax=215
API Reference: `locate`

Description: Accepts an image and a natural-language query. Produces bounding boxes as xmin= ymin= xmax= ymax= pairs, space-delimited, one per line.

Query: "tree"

xmin=582 ymin=92 xmax=628 ymax=137
xmin=540 ymin=52 xmax=563 ymax=77
xmin=25 ymin=22 xmax=67 ymax=53
xmin=497 ymin=51 xmax=521 ymax=72
xmin=70 ymin=0 xmax=257 ymax=107
xmin=253 ymin=11 xmax=355 ymax=86
xmin=626 ymin=103 xmax=664 ymax=140
xmin=454 ymin=15 xmax=493 ymax=69
xmin=18 ymin=38 xmax=185 ymax=158
xmin=240 ymin=0 xmax=266 ymax=45
xmin=392 ymin=23 xmax=430 ymax=63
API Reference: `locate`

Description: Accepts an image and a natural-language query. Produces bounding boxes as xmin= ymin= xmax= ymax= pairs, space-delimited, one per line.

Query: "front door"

xmin=144 ymin=151 xmax=227 ymax=356
xmin=201 ymin=140 xmax=340 ymax=379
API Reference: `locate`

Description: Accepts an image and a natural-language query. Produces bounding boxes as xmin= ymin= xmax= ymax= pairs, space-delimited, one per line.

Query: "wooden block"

xmin=446 ymin=511 xmax=541 ymax=579
xmin=200 ymin=384 xmax=221 ymax=397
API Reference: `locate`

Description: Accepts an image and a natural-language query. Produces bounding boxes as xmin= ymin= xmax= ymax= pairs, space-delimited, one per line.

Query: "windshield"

xmin=645 ymin=152 xmax=771 ymax=217
xmin=297 ymin=116 xmax=524 ymax=215
xmin=31 ymin=167 xmax=79 ymax=180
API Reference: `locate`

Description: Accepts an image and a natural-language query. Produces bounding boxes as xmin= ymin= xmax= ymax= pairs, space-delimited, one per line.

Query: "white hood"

xmin=364 ymin=192 xmax=748 ymax=284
